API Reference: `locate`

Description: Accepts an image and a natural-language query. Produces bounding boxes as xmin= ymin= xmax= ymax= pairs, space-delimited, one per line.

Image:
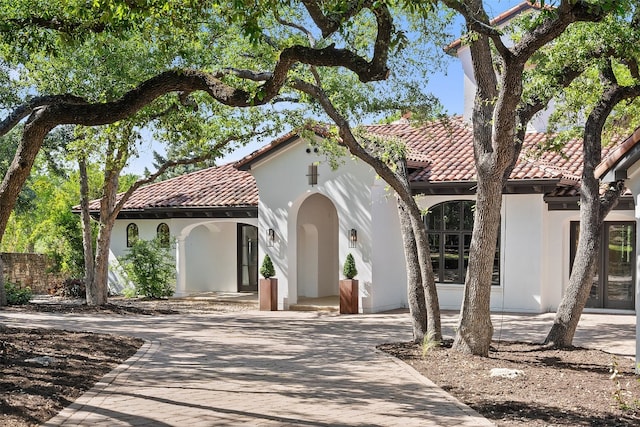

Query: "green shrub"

xmin=122 ymin=285 xmax=137 ymax=299
xmin=260 ymin=254 xmax=275 ymax=278
xmin=343 ymin=253 xmax=358 ymax=279
xmin=120 ymin=237 xmax=175 ymax=299
xmin=5 ymin=282 xmax=32 ymax=305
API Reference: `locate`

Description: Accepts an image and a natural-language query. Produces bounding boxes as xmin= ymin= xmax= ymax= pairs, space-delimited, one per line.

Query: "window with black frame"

xmin=424 ymin=200 xmax=500 ymax=285
xmin=157 ymin=223 xmax=170 ymax=248
xmin=126 ymin=223 xmax=139 ymax=248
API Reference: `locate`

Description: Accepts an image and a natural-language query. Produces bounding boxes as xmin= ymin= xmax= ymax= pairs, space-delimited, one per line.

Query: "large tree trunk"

xmin=545 ymin=187 xmax=601 ymax=347
xmin=88 ymin=223 xmax=114 ymax=305
xmin=0 ymin=113 xmax=54 ymax=307
xmin=395 ymin=157 xmax=441 ymax=342
xmin=409 ymin=203 xmax=442 ymax=342
xmin=446 ymin=0 xmax=608 ymax=357
xmin=78 ymin=158 xmax=95 ymax=290
xmin=453 ymin=177 xmax=502 ymax=355
xmin=397 ymin=196 xmax=427 ymax=342
xmin=545 ymin=71 xmax=632 ymax=347
xmin=86 ymin=164 xmax=120 ymax=306
xmin=545 ymin=122 xmax=604 ymax=346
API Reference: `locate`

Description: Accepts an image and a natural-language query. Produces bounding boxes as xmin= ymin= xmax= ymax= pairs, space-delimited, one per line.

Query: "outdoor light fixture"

xmin=349 ymin=229 xmax=357 ymax=248
xmin=307 ymin=163 xmax=318 ymax=186
xmin=267 ymin=228 xmax=275 ymax=247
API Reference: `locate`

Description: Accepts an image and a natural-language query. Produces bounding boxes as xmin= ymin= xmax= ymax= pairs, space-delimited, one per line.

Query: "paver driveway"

xmin=1 ymin=310 xmax=492 ymax=427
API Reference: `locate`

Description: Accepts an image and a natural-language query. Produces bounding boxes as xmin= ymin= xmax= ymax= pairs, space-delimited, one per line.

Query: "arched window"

xmin=157 ymin=223 xmax=170 ymax=248
xmin=424 ymin=200 xmax=500 ymax=285
xmin=126 ymin=223 xmax=139 ymax=248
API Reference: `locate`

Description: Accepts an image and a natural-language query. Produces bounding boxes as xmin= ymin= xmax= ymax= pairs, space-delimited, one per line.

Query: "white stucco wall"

xmin=370 ymin=181 xmax=408 ymax=312
xmin=249 ymin=138 xmax=375 ymax=311
xmin=184 ymin=223 xmax=237 ymax=293
xmin=112 ymin=217 xmax=257 ymax=295
xmin=111 ymin=219 xmax=173 ymax=258
xmin=500 ymin=194 xmax=546 ymax=312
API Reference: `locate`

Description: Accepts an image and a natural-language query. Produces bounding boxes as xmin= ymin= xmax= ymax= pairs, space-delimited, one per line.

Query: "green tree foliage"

xmin=0 ymin=0 xmax=449 ymax=309
xmin=518 ymin=3 xmax=640 ymax=347
xmin=120 ymin=237 xmax=175 ymax=299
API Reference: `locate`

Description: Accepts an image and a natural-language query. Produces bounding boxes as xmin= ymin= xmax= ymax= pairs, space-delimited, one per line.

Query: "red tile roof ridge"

xmin=364 ymin=115 xmax=466 ymax=129
xmin=136 ymin=162 xmax=238 ymax=190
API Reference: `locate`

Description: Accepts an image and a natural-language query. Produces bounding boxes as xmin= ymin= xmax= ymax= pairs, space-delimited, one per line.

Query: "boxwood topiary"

xmin=343 ymin=253 xmax=358 ymax=279
xmin=260 ymin=254 xmax=275 ymax=279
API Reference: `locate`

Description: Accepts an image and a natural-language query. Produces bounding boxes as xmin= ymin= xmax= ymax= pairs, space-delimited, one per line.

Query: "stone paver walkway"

xmin=0 ymin=309 xmax=635 ymax=426
xmin=1 ymin=310 xmax=492 ymax=427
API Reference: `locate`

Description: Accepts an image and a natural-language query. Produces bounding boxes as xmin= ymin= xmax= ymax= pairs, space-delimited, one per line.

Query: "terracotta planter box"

xmin=339 ymin=279 xmax=359 ymax=314
xmin=259 ymin=278 xmax=278 ymax=311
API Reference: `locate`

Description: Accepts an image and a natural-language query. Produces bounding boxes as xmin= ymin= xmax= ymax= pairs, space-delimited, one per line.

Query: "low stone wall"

xmin=1 ymin=253 xmax=65 ymax=294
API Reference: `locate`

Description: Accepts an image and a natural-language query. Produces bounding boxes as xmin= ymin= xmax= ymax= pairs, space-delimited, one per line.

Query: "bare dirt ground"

xmin=1 ymin=297 xmax=639 ymax=426
xmin=378 ymin=340 xmax=640 ymax=426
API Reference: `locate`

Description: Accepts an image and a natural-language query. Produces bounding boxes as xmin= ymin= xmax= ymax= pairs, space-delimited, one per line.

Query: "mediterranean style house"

xmin=105 ymin=2 xmax=638 ymax=314
xmin=106 ymin=115 xmax=638 ymax=314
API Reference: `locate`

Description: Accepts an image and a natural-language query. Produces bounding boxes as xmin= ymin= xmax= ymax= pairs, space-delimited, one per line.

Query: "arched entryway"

xmin=296 ymin=193 xmax=338 ymax=298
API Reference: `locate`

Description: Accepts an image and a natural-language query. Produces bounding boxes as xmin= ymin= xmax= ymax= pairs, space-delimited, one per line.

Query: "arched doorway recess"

xmin=296 ymin=193 xmax=339 ymax=298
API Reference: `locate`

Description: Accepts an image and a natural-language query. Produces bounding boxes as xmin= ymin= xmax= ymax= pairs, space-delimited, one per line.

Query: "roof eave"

xmin=74 ymin=205 xmax=258 ymax=220
xmin=234 ymin=134 xmax=301 ymax=171
xmin=410 ymin=178 xmax=560 ymax=195
xmin=597 ymin=128 xmax=640 ymax=182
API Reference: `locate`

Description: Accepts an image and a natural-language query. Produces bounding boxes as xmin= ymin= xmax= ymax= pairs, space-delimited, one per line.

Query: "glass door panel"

xmin=428 ymin=234 xmax=440 ymax=280
xmin=238 ymin=225 xmax=258 ymax=292
xmin=443 ymin=234 xmax=460 ymax=282
xmin=604 ymin=224 xmax=634 ymax=309
xmin=587 ymin=266 xmax=601 ymax=307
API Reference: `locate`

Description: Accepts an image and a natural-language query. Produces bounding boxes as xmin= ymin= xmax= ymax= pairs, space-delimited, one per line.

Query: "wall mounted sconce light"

xmin=349 ymin=228 xmax=357 ymax=248
xmin=307 ymin=163 xmax=318 ymax=186
xmin=267 ymin=228 xmax=275 ymax=247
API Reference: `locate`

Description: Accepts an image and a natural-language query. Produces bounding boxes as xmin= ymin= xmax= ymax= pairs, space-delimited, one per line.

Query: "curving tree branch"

xmin=0 ymin=0 xmax=394 ymax=242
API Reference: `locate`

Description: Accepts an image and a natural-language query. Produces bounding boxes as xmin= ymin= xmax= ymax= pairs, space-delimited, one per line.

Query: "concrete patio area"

xmin=0 ymin=309 xmax=635 ymax=426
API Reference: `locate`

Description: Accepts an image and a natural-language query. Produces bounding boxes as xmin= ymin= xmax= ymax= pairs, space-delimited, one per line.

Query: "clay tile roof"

xmin=364 ymin=117 xmax=590 ymax=185
xmin=89 ymin=163 xmax=257 ymax=211
xmin=111 ymin=118 xmax=633 ymax=212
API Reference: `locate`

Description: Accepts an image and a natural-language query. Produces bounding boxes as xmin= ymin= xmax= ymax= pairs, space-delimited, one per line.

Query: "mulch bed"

xmin=378 ymin=340 xmax=640 ymax=426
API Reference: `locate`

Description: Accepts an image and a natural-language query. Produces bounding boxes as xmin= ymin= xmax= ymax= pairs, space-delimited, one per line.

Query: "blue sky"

xmin=126 ymin=0 xmax=526 ymax=174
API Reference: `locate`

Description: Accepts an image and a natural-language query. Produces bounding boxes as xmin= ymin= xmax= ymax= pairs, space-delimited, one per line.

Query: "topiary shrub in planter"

xmin=340 ymin=253 xmax=359 ymax=314
xmin=259 ymin=255 xmax=277 ymax=311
